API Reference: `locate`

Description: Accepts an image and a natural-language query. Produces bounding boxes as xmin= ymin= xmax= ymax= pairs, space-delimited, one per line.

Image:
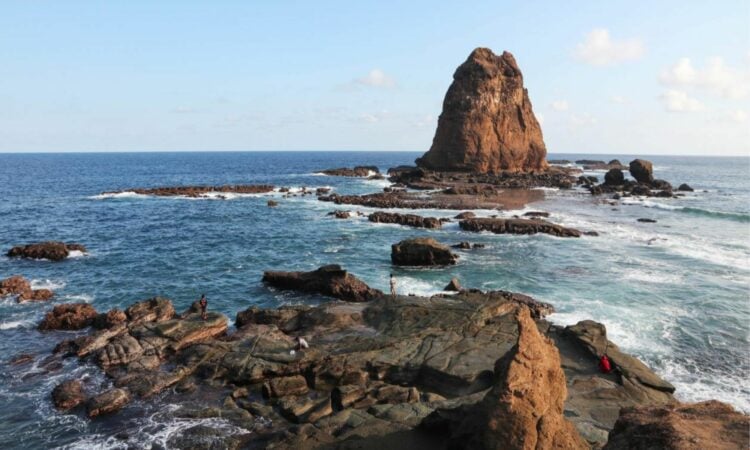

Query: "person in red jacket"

xmin=599 ymin=354 xmax=612 ymax=374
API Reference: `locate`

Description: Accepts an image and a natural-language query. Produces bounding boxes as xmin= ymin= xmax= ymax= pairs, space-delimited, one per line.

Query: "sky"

xmin=1 ymin=1 xmax=749 ymax=155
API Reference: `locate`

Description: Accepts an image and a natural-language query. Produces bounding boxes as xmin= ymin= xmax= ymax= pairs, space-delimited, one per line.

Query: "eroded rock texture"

xmin=416 ymin=48 xmax=547 ymax=174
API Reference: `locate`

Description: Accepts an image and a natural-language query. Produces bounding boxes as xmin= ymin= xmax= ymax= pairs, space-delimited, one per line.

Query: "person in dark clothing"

xmin=199 ymin=294 xmax=207 ymax=320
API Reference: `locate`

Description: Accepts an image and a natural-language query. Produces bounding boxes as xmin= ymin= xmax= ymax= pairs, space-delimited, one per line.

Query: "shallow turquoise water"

xmin=0 ymin=151 xmax=747 ymax=448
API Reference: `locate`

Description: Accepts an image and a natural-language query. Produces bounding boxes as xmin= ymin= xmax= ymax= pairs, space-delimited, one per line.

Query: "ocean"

xmin=0 ymin=151 xmax=748 ymax=448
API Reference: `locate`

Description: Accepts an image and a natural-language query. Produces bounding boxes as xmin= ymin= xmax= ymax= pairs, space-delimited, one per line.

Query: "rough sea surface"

xmin=0 ymin=151 xmax=748 ymax=448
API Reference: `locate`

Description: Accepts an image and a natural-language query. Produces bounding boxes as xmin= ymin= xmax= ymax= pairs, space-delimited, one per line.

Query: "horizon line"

xmin=0 ymin=149 xmax=747 ymax=158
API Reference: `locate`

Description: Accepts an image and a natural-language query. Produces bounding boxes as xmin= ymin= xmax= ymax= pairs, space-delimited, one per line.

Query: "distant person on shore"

xmin=295 ymin=336 xmax=309 ymax=351
xmin=390 ymin=273 xmax=397 ymax=297
xmin=199 ymin=294 xmax=208 ymax=320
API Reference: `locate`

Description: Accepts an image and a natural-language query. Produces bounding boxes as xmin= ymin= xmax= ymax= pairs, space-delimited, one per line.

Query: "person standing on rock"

xmin=199 ymin=294 xmax=207 ymax=320
xmin=390 ymin=273 xmax=397 ymax=297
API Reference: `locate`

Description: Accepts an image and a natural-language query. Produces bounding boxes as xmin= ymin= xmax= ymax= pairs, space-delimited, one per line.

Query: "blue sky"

xmin=1 ymin=1 xmax=748 ymax=155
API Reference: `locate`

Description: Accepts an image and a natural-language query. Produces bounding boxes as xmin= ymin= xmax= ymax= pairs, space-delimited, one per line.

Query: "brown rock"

xmin=52 ymin=379 xmax=85 ymax=411
xmin=604 ymin=400 xmax=749 ymax=450
xmin=368 ymin=211 xmax=442 ymax=229
xmin=416 ymin=48 xmax=547 ymax=174
xmin=87 ymin=388 xmax=130 ymax=417
xmin=459 ymin=217 xmax=581 ymax=238
xmin=38 ymin=303 xmax=98 ymax=331
xmin=17 ymin=288 xmax=54 ymax=303
xmin=7 ymin=241 xmax=86 ymax=261
xmin=0 ymin=275 xmax=31 ymax=296
xmin=262 ymin=264 xmax=383 ymax=302
xmin=454 ymin=211 xmax=476 ymax=219
xmin=629 ymin=159 xmax=654 ymax=184
xmin=125 ymin=297 xmax=175 ymax=324
xmin=262 ymin=375 xmax=309 ymax=398
xmin=457 ymin=307 xmax=587 ymax=449
xmin=92 ymin=308 xmax=128 ymax=329
xmin=604 ymin=168 xmax=625 ymax=185
xmin=391 ymin=237 xmax=458 ymax=266
xmin=267 ymin=200 xmax=279 ymax=207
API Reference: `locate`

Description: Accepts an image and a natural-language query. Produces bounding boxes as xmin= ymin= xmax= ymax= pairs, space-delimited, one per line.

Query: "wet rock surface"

xmin=391 ymin=237 xmax=458 ymax=266
xmin=416 ymin=48 xmax=547 ymax=173
xmin=263 ymin=264 xmax=383 ymax=302
xmin=38 ymin=273 xmax=691 ymax=449
xmin=52 ymin=380 xmax=85 ymax=411
xmin=0 ymin=275 xmax=53 ymax=303
xmin=368 ymin=211 xmax=443 ymax=229
xmin=459 ymin=218 xmax=582 ymax=237
xmin=7 ymin=241 xmax=87 ymax=261
xmin=100 ymin=184 xmax=275 ymax=198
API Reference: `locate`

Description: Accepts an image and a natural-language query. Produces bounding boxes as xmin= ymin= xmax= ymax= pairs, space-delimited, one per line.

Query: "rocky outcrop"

xmin=7 ymin=241 xmax=87 ymax=261
xmin=262 ymin=264 xmax=383 ymax=302
xmin=629 ymin=159 xmax=654 ymax=184
xmin=87 ymin=389 xmax=130 ymax=418
xmin=1 ymin=275 xmax=55 ymax=303
xmin=100 ymin=185 xmax=275 ymax=198
xmin=563 ymin=320 xmax=675 ymax=395
xmin=0 ymin=275 xmax=31 ymax=296
xmin=38 ymin=303 xmax=98 ymax=331
xmin=604 ymin=401 xmax=749 ymax=450
xmin=604 ymin=168 xmax=625 ymax=186
xmin=52 ymin=380 xmax=85 ymax=411
xmin=391 ymin=237 xmax=458 ymax=266
xmin=449 ymin=308 xmax=587 ymax=450
xmin=459 ymin=218 xmax=581 ymax=238
xmin=125 ymin=297 xmax=175 ymax=324
xmin=319 ymin=166 xmax=380 ymax=177
xmin=677 ymin=183 xmax=694 ymax=192
xmin=41 ymin=284 xmax=680 ymax=448
xmin=416 ymin=48 xmax=547 ymax=173
xmin=368 ymin=211 xmax=443 ymax=229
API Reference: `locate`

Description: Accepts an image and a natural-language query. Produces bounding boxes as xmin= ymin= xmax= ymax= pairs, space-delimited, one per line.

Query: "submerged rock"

xmin=459 ymin=218 xmax=581 ymax=238
xmin=416 ymin=48 xmax=547 ymax=173
xmin=677 ymin=183 xmax=694 ymax=192
xmin=368 ymin=211 xmax=443 ymax=229
xmin=320 ymin=166 xmax=379 ymax=177
xmin=391 ymin=237 xmax=458 ymax=266
xmin=7 ymin=241 xmax=87 ymax=261
xmin=604 ymin=400 xmax=749 ymax=450
xmin=101 ymin=185 xmax=274 ymax=198
xmin=52 ymin=380 xmax=85 ymax=411
xmin=263 ymin=264 xmax=383 ymax=302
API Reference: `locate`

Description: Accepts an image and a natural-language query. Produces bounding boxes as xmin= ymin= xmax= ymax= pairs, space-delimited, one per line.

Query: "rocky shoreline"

xmin=22 ymin=265 xmax=745 ymax=449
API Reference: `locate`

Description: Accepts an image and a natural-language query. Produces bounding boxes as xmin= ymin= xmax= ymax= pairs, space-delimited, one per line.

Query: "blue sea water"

xmin=0 ymin=151 xmax=748 ymax=448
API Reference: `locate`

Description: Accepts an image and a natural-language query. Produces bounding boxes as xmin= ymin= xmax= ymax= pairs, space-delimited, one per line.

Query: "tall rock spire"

xmin=417 ymin=48 xmax=548 ymax=173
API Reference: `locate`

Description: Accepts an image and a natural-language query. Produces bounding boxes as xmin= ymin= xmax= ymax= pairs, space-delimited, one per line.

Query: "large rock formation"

xmin=368 ymin=211 xmax=443 ymax=229
xmin=461 ymin=308 xmax=588 ymax=449
xmin=391 ymin=237 xmax=458 ymax=266
xmin=604 ymin=400 xmax=749 ymax=450
xmin=262 ymin=265 xmax=383 ymax=302
xmin=416 ymin=48 xmax=547 ymax=174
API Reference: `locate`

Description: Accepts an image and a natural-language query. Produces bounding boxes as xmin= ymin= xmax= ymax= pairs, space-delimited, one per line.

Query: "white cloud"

xmin=610 ymin=95 xmax=627 ymax=104
xmin=354 ymin=69 xmax=396 ymax=88
xmin=573 ymin=28 xmax=645 ymax=66
xmin=660 ymin=57 xmax=750 ymax=99
xmin=172 ymin=106 xmax=197 ymax=114
xmin=659 ymin=89 xmax=704 ymax=112
xmin=356 ymin=110 xmax=390 ymax=123
xmin=569 ymin=113 xmax=597 ymax=126
xmin=728 ymin=109 xmax=748 ymax=123
xmin=551 ymin=100 xmax=569 ymax=111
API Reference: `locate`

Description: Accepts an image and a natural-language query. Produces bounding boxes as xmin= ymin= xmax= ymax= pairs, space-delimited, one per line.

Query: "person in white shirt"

xmin=390 ymin=273 xmax=397 ymax=297
xmin=295 ymin=336 xmax=309 ymax=351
